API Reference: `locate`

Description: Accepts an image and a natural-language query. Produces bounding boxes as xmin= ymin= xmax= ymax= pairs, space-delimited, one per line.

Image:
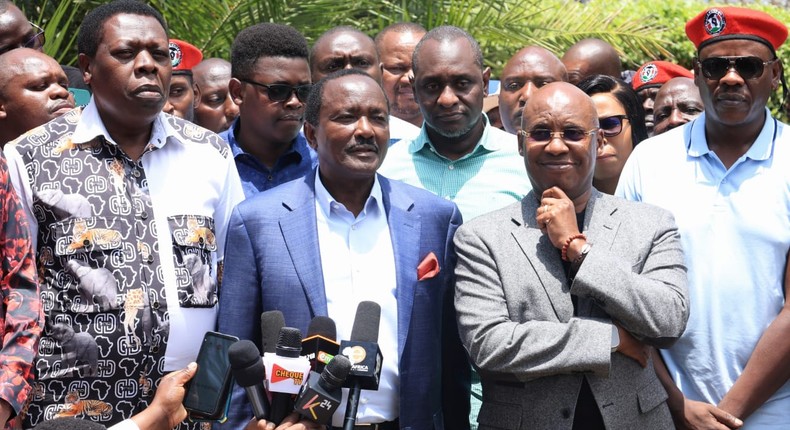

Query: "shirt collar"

xmin=687 ymin=108 xmax=776 ymax=161
xmin=71 ymin=97 xmax=177 ymax=149
xmin=408 ymin=112 xmax=505 ymax=156
xmin=315 ymin=171 xmax=383 ymax=220
xmin=226 ymin=117 xmax=308 ymax=162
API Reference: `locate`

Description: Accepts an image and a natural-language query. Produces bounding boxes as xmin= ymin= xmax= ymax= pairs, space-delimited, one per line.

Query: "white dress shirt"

xmin=314 ymin=173 xmax=400 ymax=427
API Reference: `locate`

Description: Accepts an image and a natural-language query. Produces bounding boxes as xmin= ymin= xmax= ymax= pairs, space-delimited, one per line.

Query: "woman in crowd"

xmin=577 ymin=74 xmax=648 ymax=194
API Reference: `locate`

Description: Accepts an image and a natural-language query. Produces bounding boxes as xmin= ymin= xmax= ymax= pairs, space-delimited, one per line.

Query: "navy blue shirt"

xmin=220 ymin=118 xmax=318 ymax=198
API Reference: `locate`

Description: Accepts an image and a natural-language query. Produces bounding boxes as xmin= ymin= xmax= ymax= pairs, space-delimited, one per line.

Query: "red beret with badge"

xmin=685 ymin=7 xmax=788 ymax=53
xmin=632 ymin=61 xmax=694 ymax=92
xmin=169 ymin=39 xmax=203 ymax=75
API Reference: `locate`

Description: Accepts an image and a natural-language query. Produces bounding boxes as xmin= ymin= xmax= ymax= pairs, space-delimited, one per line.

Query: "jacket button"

xmin=561 ymin=408 xmax=571 ymax=419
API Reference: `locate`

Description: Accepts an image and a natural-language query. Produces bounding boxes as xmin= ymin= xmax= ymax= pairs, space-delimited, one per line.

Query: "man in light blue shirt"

xmin=378 ymin=26 xmax=530 ymax=428
xmin=617 ymin=6 xmax=790 ymax=429
xmin=379 ymin=26 xmax=530 ymax=222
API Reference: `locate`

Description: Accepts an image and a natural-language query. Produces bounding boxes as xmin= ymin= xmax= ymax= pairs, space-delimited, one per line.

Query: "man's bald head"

xmin=499 ymin=45 xmax=567 ymax=134
xmin=652 ymin=77 xmax=703 ymax=135
xmin=0 ymin=2 xmax=44 ymax=55
xmin=522 ymin=82 xmax=598 ymax=130
xmin=520 ymin=82 xmax=601 ymax=200
xmin=562 ymin=38 xmax=622 ymax=85
xmin=310 ymin=26 xmax=380 ymax=82
xmin=192 ymin=58 xmax=238 ymax=133
xmin=0 ymin=48 xmax=74 ymax=144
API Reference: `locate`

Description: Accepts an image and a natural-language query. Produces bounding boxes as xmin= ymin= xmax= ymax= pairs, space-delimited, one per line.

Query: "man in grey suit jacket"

xmin=454 ymin=82 xmax=689 ymax=430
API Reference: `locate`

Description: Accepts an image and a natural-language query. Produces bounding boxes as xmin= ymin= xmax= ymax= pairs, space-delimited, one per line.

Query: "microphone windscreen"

xmin=307 ymin=316 xmax=337 ymax=340
xmin=321 ymin=354 xmax=351 ymax=390
xmin=261 ymin=310 xmax=285 ymax=354
xmin=350 ymin=301 xmax=381 ymax=342
xmin=276 ymin=327 xmax=303 ymax=357
xmin=228 ymin=340 xmax=265 ymax=388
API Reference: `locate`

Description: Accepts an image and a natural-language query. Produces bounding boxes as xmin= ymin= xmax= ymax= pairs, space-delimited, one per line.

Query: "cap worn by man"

xmin=163 ymin=38 xmax=202 ymax=121
xmin=632 ymin=60 xmax=693 ymax=135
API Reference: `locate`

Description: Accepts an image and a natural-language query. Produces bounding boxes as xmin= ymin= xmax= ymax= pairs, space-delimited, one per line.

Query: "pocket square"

xmin=417 ymin=252 xmax=440 ymax=281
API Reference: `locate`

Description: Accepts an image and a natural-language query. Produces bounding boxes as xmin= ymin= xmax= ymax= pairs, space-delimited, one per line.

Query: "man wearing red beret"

xmin=163 ymin=39 xmax=202 ymax=121
xmin=632 ymin=61 xmax=694 ymax=136
xmin=618 ymin=6 xmax=790 ymax=429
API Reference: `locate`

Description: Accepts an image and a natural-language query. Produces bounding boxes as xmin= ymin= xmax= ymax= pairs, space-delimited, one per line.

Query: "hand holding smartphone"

xmin=184 ymin=331 xmax=239 ymax=421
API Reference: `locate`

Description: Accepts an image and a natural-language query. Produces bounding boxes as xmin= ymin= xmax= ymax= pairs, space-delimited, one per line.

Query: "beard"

xmin=427 ymin=113 xmax=481 ymax=138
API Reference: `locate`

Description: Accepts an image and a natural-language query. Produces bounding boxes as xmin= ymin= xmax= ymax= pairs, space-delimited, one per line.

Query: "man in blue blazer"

xmin=217 ymin=69 xmax=470 ymax=430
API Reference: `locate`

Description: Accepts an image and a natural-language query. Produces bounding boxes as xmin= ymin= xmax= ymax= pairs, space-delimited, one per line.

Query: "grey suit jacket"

xmin=454 ymin=190 xmax=688 ymax=430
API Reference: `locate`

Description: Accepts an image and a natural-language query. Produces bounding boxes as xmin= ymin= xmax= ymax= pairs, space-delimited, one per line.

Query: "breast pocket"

xmin=51 ymin=216 xmax=129 ymax=313
xmin=168 ymin=214 xmax=218 ymax=308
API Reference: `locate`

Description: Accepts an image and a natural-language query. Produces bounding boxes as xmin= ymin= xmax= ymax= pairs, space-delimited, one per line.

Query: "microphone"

xmin=228 ymin=340 xmax=270 ymax=420
xmin=263 ymin=327 xmax=311 ymax=424
xmin=302 ymin=316 xmax=339 ymax=373
xmin=261 ymin=310 xmax=286 ymax=354
xmin=340 ymin=301 xmax=383 ymax=430
xmin=293 ymin=355 xmax=351 ymax=424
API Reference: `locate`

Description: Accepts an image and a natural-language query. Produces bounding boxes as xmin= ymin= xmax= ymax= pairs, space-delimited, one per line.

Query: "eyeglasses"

xmin=519 ymin=128 xmax=597 ymax=143
xmin=0 ymin=22 xmax=45 ymax=55
xmin=25 ymin=22 xmax=46 ymax=51
xmin=698 ymin=56 xmax=778 ymax=80
xmin=241 ymin=79 xmax=312 ymax=102
xmin=599 ymin=115 xmax=628 ymax=138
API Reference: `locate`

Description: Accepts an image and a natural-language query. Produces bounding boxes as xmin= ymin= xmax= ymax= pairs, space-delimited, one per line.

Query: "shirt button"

xmin=133 ymin=169 xmax=141 ymax=178
xmin=561 ymin=408 xmax=571 ymax=419
xmin=152 ymin=302 xmax=160 ymax=310
xmin=448 ymin=164 xmax=455 ymax=170
xmin=140 ymin=211 xmax=148 ymax=220
xmin=83 ymin=239 xmax=91 ymax=247
xmin=151 ymin=346 xmax=159 ymax=353
xmin=267 ymin=175 xmax=273 ymax=181
xmin=351 ymin=225 xmax=358 ymax=230
xmin=360 ymin=397 xmax=368 ymax=405
xmin=146 ymin=255 xmax=155 ymax=264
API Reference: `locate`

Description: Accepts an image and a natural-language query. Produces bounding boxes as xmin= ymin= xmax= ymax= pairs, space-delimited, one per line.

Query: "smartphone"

xmin=184 ymin=331 xmax=239 ymax=421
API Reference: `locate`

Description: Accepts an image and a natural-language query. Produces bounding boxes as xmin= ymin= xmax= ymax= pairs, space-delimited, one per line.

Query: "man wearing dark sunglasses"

xmin=0 ymin=2 xmax=45 ymax=55
xmin=618 ymin=7 xmax=790 ymax=429
xmin=222 ymin=23 xmax=317 ymax=198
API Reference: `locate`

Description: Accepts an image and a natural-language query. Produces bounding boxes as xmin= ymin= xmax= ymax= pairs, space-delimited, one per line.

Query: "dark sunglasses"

xmin=698 ymin=56 xmax=778 ymax=81
xmin=520 ymin=128 xmax=596 ymax=143
xmin=599 ymin=115 xmax=628 ymax=138
xmin=241 ymin=79 xmax=312 ymax=102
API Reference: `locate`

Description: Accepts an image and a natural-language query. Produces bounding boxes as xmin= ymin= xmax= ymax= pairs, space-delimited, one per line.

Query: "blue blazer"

xmin=217 ymin=170 xmax=471 ymax=430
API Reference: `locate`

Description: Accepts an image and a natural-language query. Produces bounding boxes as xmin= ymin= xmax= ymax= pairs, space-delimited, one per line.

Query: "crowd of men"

xmin=0 ymin=0 xmax=787 ymax=429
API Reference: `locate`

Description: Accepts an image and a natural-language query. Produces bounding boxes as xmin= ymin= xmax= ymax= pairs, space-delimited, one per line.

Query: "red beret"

xmin=685 ymin=7 xmax=788 ymax=53
xmin=632 ymin=61 xmax=694 ymax=92
xmin=169 ymin=39 xmax=203 ymax=74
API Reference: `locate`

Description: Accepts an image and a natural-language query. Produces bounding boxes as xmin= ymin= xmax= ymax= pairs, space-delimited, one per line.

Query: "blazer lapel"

xmin=279 ymin=172 xmax=328 ymax=317
xmin=583 ymin=190 xmax=620 ymax=254
xmin=511 ymin=193 xmax=573 ymax=322
xmin=381 ymin=177 xmax=419 ymax=360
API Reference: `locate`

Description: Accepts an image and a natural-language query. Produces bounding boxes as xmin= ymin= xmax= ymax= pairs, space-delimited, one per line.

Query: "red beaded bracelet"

xmin=561 ymin=233 xmax=587 ymax=262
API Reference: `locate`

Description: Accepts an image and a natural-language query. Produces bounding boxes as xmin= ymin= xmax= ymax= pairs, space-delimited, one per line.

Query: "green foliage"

xmin=18 ymin=0 xmax=790 ymax=118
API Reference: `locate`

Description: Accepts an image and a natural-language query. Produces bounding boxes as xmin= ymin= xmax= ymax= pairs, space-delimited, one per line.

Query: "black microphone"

xmin=340 ymin=301 xmax=383 ymax=430
xmin=263 ymin=327 xmax=311 ymax=425
xmin=302 ymin=316 xmax=340 ymax=373
xmin=293 ymin=355 xmax=351 ymax=424
xmin=228 ymin=340 xmax=270 ymax=420
xmin=261 ymin=310 xmax=286 ymax=354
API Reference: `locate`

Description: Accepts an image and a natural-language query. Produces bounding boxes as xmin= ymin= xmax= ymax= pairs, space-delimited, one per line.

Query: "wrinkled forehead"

xmin=524 ymin=84 xmax=596 ymax=128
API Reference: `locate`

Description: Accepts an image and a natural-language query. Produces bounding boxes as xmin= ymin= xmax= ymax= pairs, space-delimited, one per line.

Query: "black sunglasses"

xmin=520 ymin=128 xmax=596 ymax=143
xmin=599 ymin=115 xmax=628 ymax=138
xmin=241 ymin=79 xmax=312 ymax=102
xmin=699 ymin=56 xmax=778 ymax=81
